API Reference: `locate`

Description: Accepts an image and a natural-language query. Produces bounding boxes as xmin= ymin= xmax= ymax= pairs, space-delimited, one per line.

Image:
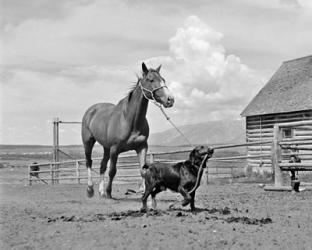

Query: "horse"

xmin=81 ymin=63 xmax=174 ymax=198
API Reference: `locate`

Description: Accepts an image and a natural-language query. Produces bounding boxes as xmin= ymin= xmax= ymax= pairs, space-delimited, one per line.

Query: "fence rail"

xmin=28 ymin=140 xmax=272 ymax=186
xmin=29 ymin=119 xmax=312 ymax=189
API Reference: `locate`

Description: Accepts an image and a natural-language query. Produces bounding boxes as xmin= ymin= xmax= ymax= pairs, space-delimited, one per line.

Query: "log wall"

xmin=246 ymin=110 xmax=312 ymax=172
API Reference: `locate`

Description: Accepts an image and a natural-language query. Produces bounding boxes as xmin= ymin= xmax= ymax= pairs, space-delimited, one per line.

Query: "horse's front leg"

xmin=99 ymin=147 xmax=110 ymax=197
xmin=137 ymin=144 xmax=148 ymax=192
xmin=106 ymin=148 xmax=118 ymax=199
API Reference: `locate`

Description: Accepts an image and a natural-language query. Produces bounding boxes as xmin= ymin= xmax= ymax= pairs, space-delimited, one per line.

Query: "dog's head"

xmin=189 ymin=145 xmax=214 ymax=167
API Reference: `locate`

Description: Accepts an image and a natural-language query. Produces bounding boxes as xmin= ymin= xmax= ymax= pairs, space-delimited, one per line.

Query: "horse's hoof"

xmin=87 ymin=185 xmax=94 ymax=198
xmin=181 ymin=199 xmax=190 ymax=207
xmin=140 ymin=207 xmax=147 ymax=213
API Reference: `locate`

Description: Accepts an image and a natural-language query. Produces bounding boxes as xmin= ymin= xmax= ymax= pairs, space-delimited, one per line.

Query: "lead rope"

xmin=188 ymin=154 xmax=209 ymax=194
xmin=139 ymin=79 xmax=193 ymax=146
xmin=154 ymin=102 xmax=193 ymax=147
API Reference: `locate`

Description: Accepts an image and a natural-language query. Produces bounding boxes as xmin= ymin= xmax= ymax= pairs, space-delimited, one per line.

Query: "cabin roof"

xmin=241 ymin=55 xmax=312 ymax=117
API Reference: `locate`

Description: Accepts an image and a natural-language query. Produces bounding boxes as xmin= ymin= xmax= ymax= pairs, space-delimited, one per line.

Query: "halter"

xmin=138 ymin=76 xmax=193 ymax=146
xmin=138 ymin=78 xmax=168 ymax=105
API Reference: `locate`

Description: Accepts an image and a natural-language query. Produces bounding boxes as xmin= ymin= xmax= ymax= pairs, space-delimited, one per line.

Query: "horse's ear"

xmin=156 ymin=65 xmax=161 ymax=72
xmin=142 ymin=63 xmax=148 ymax=75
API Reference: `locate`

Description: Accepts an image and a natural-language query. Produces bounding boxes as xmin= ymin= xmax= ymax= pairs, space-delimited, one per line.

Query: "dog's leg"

xmin=151 ymin=186 xmax=162 ymax=210
xmin=190 ymin=192 xmax=196 ymax=212
xmin=178 ymin=186 xmax=192 ymax=207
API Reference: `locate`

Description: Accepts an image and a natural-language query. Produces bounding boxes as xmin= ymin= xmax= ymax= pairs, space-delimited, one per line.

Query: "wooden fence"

xmin=27 ymin=141 xmax=272 ymax=186
xmin=264 ymin=120 xmax=312 ymax=191
xmin=28 ymin=120 xmax=312 ymax=190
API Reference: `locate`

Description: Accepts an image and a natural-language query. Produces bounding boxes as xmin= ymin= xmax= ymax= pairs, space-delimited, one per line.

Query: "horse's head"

xmin=139 ymin=62 xmax=174 ymax=108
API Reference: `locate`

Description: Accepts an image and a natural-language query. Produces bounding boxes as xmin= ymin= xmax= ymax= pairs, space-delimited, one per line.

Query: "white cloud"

xmin=4 ymin=0 xmax=312 ymax=144
xmin=145 ymin=16 xmax=266 ymax=126
xmin=1 ymin=14 xmax=269 ymax=144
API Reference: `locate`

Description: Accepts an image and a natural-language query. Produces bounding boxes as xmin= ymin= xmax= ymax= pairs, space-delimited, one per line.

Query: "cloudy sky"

xmin=1 ymin=0 xmax=312 ymax=145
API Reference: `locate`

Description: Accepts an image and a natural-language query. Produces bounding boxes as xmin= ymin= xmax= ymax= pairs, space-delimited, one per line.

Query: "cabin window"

xmin=282 ymin=128 xmax=293 ymax=138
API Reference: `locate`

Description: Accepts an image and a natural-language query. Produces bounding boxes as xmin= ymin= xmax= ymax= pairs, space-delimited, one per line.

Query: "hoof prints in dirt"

xmin=109 ymin=210 xmax=166 ymax=220
xmin=203 ymin=207 xmax=272 ymax=225
xmin=45 ymin=207 xmax=272 ymax=226
xmin=226 ymin=216 xmax=272 ymax=225
xmin=47 ymin=214 xmax=106 ymax=223
xmin=206 ymin=216 xmax=273 ymax=225
xmin=205 ymin=207 xmax=231 ymax=215
xmin=46 ymin=210 xmax=166 ymax=223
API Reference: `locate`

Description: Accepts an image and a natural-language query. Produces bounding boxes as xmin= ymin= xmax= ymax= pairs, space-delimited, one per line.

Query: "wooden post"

xmin=53 ymin=117 xmax=60 ymax=184
xmin=149 ymin=153 xmax=154 ymax=164
xmin=76 ymin=161 xmax=80 ymax=184
xmin=50 ymin=163 xmax=54 ymax=185
xmin=272 ymin=124 xmax=283 ymax=187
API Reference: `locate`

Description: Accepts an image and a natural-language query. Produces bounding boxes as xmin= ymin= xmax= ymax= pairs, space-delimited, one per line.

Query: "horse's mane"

xmin=127 ymin=74 xmax=142 ymax=101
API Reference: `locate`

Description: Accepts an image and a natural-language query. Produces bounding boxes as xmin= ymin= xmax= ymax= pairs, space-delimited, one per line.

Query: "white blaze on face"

xmin=159 ymin=86 xmax=174 ymax=108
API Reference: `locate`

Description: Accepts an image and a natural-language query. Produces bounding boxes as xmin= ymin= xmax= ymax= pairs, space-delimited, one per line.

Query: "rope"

xmin=154 ymin=103 xmax=193 ymax=146
xmin=188 ymin=154 xmax=209 ymax=194
xmin=138 ymin=77 xmax=193 ymax=146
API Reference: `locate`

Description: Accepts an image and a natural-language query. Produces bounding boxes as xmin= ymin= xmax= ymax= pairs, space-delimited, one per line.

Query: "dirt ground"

xmin=1 ymin=168 xmax=312 ymax=250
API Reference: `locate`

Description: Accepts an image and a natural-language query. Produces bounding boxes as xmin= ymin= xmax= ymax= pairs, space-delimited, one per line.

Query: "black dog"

xmin=141 ymin=145 xmax=214 ymax=212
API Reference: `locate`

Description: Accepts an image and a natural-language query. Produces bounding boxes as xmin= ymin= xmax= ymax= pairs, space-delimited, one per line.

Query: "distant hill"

xmin=148 ymin=120 xmax=246 ymax=146
xmin=0 ymin=120 xmax=246 ymax=154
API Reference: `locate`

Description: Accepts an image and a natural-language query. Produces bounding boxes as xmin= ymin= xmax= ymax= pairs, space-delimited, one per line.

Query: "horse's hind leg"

xmin=99 ymin=147 xmax=110 ymax=197
xmin=82 ymin=134 xmax=96 ymax=198
xmin=141 ymin=182 xmax=154 ymax=212
xmin=106 ymin=148 xmax=118 ymax=199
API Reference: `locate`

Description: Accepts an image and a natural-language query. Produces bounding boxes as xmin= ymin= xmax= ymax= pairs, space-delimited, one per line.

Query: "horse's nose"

xmin=166 ymin=95 xmax=174 ymax=107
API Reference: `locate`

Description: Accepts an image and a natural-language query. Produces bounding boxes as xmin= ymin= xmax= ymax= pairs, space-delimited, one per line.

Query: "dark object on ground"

xmin=30 ymin=163 xmax=39 ymax=177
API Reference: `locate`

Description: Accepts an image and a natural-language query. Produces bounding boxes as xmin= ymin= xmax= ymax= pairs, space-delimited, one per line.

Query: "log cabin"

xmin=241 ymin=55 xmax=312 ymax=172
